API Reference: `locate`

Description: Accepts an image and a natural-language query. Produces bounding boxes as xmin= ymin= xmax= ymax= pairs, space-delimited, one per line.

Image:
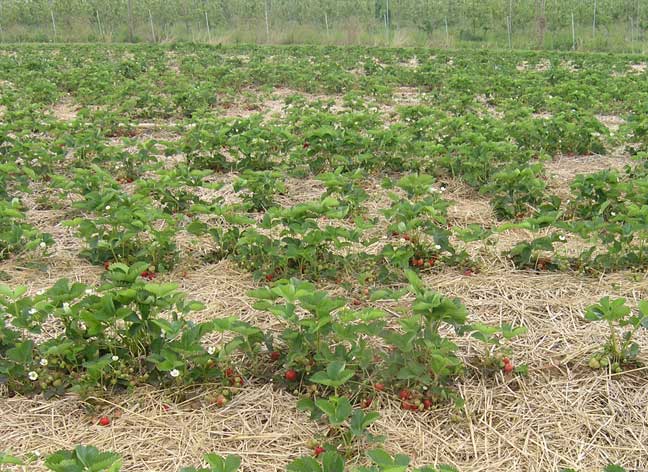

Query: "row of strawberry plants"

xmin=2 ymin=262 xmax=645 ymax=402
xmin=0 ymin=443 xmax=630 ymax=472
xmin=3 ymin=45 xmax=647 ymax=116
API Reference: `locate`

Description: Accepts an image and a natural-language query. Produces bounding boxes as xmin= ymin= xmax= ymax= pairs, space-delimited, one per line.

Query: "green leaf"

xmin=0 ymin=452 xmax=23 ymax=465
xmin=144 ymin=283 xmax=179 ymax=298
xmin=315 ymin=397 xmax=352 ymax=425
xmin=321 ymin=451 xmax=344 ymax=472
xmin=366 ymin=449 xmax=393 ymax=466
xmin=203 ymin=453 xmax=241 ymax=472
xmin=45 ymin=445 xmax=122 ymax=472
xmin=603 ymin=466 xmax=627 ymax=472
xmin=7 ymin=341 xmax=33 ymax=365
xmin=286 ymin=457 xmax=322 ymax=472
xmin=349 ymin=409 xmax=380 ymax=436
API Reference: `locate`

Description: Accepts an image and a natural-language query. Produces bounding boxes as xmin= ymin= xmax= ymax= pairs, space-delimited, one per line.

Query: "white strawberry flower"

xmin=170 ymin=369 xmax=180 ymax=378
xmin=207 ymin=346 xmax=216 ymax=355
xmin=62 ymin=302 xmax=70 ymax=313
xmin=39 ymin=358 xmax=48 ymax=366
xmin=28 ymin=308 xmax=37 ymax=315
xmin=39 ymin=241 xmax=47 ymax=248
xmin=434 ymin=244 xmax=442 ymax=250
xmin=111 ymin=355 xmax=119 ymax=362
xmin=28 ymin=371 xmax=39 ymax=381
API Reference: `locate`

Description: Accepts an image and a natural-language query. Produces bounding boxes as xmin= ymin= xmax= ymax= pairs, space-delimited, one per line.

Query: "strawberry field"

xmin=1 ymin=44 xmax=647 ymax=472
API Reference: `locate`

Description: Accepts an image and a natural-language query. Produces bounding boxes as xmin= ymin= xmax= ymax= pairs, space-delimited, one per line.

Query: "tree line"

xmin=0 ymin=0 xmax=645 ymax=51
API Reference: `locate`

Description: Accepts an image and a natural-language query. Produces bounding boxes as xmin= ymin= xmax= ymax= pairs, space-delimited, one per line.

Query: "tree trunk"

xmin=148 ymin=9 xmax=156 ymax=42
xmin=49 ymin=1 xmax=57 ymax=42
xmin=535 ymin=0 xmax=546 ymax=48
xmin=127 ymin=0 xmax=134 ymax=42
xmin=592 ymin=0 xmax=597 ymax=39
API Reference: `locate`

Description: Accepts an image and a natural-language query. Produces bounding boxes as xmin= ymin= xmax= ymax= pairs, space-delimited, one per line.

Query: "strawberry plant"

xmin=482 ymin=164 xmax=547 ymax=219
xmin=233 ymin=169 xmax=286 ymax=212
xmin=297 ymin=394 xmax=381 ymax=456
xmin=236 ymin=197 xmax=369 ymax=280
xmin=66 ymin=189 xmax=179 ymax=271
xmin=136 ymin=166 xmax=213 ymax=214
xmin=380 ymin=174 xmax=462 ymax=272
xmin=585 ymin=297 xmax=648 ymax=372
xmin=375 ymin=271 xmax=468 ymax=406
xmin=507 ymin=234 xmax=563 ymax=270
xmin=0 ymin=198 xmax=53 ymax=260
xmin=251 ymin=279 xmax=383 ymax=387
xmin=468 ymin=323 xmax=528 ymax=374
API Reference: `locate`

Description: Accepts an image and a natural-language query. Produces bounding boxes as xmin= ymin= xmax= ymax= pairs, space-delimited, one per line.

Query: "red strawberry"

xmin=374 ymin=383 xmax=385 ymax=392
xmin=403 ymin=234 xmax=411 ymax=241
xmin=401 ymin=400 xmax=415 ymax=410
xmin=162 ymin=404 xmax=170 ymax=412
xmin=103 ymin=261 xmax=111 ymax=270
xmin=265 ymin=274 xmax=273 ymax=282
xmin=98 ymin=416 xmax=110 ymax=426
xmin=313 ymin=446 xmax=325 ymax=457
xmin=361 ymin=397 xmax=373 ymax=408
xmin=503 ymin=362 xmax=514 ymax=374
xmin=399 ymin=389 xmax=411 ymax=400
xmin=502 ymin=357 xmax=510 ymax=365
xmin=423 ymin=399 xmax=433 ymax=409
xmin=270 ymin=351 xmax=281 ymax=362
xmin=285 ymin=369 xmax=298 ymax=382
xmin=225 ymin=368 xmax=235 ymax=378
xmin=303 ymin=142 xmax=310 ymax=149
